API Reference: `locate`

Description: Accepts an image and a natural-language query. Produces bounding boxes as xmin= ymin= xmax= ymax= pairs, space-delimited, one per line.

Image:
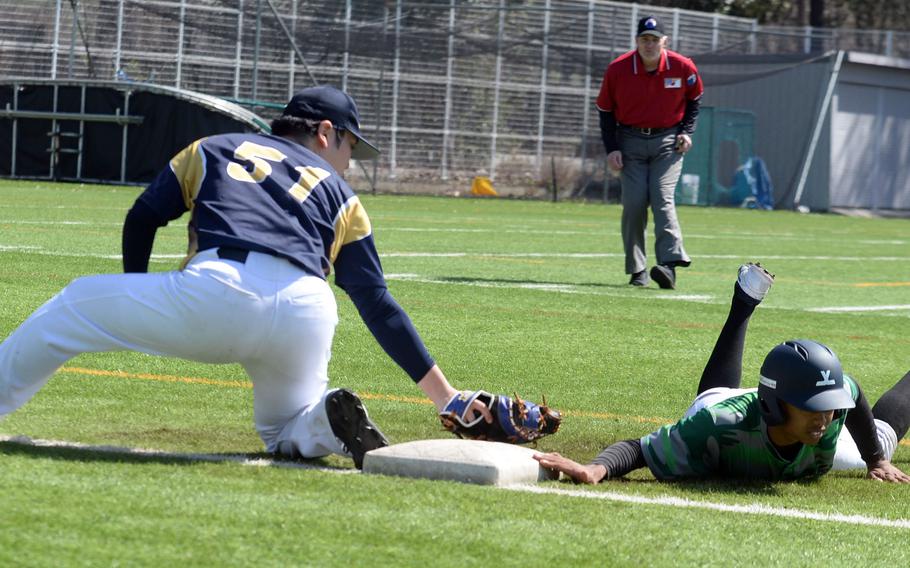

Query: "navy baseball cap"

xmin=636 ymin=16 xmax=665 ymax=38
xmin=282 ymin=85 xmax=380 ymax=160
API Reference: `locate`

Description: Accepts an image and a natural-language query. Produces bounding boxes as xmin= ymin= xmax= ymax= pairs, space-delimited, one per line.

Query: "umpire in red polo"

xmin=596 ymin=15 xmax=703 ymax=289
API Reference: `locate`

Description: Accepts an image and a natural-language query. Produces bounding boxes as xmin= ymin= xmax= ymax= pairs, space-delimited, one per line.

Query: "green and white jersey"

xmin=640 ymin=376 xmax=860 ymax=481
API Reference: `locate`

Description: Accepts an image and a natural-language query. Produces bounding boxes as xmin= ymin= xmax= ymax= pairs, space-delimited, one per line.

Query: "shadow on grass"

xmin=0 ymin=436 xmax=349 ymax=472
xmin=437 ymin=275 xmax=640 ymax=291
xmin=545 ymin=474 xmax=787 ymax=496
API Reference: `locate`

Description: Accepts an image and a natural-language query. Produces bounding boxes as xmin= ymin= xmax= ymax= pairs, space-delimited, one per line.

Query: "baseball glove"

xmin=439 ymin=390 xmax=561 ymax=444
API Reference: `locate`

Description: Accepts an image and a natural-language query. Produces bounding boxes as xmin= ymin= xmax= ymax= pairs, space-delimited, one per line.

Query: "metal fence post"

xmin=389 ymin=0 xmax=402 ymax=179
xmin=580 ymin=0 xmax=595 ymax=176
xmin=750 ymin=20 xmax=757 ymax=54
xmin=289 ymin=0 xmax=298 ymax=98
xmin=629 ymin=3 xmax=638 ymax=49
xmin=711 ymin=14 xmax=718 ymax=52
xmin=234 ymin=0 xmax=243 ymax=99
xmin=535 ymin=0 xmax=550 ymax=178
xmin=489 ymin=0 xmax=505 ymax=181
xmin=114 ymin=0 xmax=124 ymax=78
xmin=342 ymin=0 xmax=352 ymax=92
xmin=121 ymin=90 xmax=131 ymax=183
xmin=441 ymin=0 xmax=456 ymax=181
xmin=372 ymin=3 xmax=389 ymax=192
xmin=68 ymin=1 xmax=77 ymax=78
xmin=252 ymin=0 xmax=261 ymax=100
xmin=176 ymin=0 xmax=186 ymax=88
xmin=672 ymin=8 xmax=680 ymax=51
xmin=52 ymin=0 xmax=62 ymax=79
xmin=11 ymin=84 xmax=18 ymax=175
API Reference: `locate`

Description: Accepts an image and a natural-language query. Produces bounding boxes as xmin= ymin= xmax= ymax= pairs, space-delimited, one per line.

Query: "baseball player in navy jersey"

xmin=0 ymin=86 xmax=495 ymax=469
xmin=535 ymin=263 xmax=910 ymax=483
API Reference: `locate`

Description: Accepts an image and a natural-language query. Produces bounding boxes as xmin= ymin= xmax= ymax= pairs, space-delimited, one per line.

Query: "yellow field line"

xmin=63 ymin=366 xmax=251 ymax=388
xmin=59 ymin=366 xmax=910 ymax=446
xmin=853 ymin=282 xmax=910 ymax=288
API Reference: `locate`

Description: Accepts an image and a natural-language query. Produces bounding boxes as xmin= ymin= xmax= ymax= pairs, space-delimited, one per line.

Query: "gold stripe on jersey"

xmin=329 ymin=196 xmax=372 ymax=264
xmin=289 ymin=166 xmax=332 ymax=203
xmin=169 ymin=138 xmax=208 ymax=209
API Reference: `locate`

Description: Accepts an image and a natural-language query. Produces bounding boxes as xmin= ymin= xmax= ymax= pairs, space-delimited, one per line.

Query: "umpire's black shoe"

xmin=326 ymin=388 xmax=389 ymax=469
xmin=650 ymin=264 xmax=676 ymax=289
xmin=629 ymin=270 xmax=649 ymax=287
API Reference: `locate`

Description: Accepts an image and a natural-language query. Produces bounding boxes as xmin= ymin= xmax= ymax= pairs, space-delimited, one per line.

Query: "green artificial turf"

xmin=1 ymin=180 xmax=909 ymax=566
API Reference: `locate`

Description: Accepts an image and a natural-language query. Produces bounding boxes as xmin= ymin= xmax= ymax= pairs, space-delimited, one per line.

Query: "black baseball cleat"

xmin=629 ymin=270 xmax=649 ymax=287
xmin=326 ymin=388 xmax=389 ymax=469
xmin=650 ymin=264 xmax=676 ymax=289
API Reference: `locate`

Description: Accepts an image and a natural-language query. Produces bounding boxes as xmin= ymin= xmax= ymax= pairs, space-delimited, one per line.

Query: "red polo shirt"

xmin=595 ymin=49 xmax=703 ymax=129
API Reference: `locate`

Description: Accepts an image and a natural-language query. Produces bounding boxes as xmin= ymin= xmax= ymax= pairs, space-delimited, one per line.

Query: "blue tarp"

xmin=730 ymin=156 xmax=774 ymax=209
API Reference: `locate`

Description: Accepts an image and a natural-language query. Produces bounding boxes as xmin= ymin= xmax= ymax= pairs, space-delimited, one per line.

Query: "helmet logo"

xmin=816 ymin=369 xmax=835 ymax=386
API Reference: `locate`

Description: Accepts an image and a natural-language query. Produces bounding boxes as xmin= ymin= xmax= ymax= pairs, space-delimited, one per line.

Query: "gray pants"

xmin=619 ymin=130 xmax=690 ymax=274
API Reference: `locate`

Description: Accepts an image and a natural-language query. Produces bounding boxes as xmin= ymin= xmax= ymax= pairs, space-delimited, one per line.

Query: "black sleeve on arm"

xmin=122 ymin=199 xmax=169 ymax=273
xmin=590 ymin=439 xmax=647 ymax=479
xmin=845 ymin=384 xmax=886 ymax=465
xmin=678 ymin=98 xmax=701 ymax=136
xmin=599 ymin=110 xmax=620 ymax=154
xmin=344 ymin=284 xmax=435 ymax=382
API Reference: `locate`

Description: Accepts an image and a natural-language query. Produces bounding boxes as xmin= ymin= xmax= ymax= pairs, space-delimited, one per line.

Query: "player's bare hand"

xmin=675 ymin=134 xmax=692 ymax=154
xmin=464 ymin=398 xmax=493 ymax=424
xmin=867 ymin=460 xmax=910 ymax=483
xmin=533 ymin=452 xmax=607 ymax=484
xmin=607 ymin=150 xmax=623 ymax=171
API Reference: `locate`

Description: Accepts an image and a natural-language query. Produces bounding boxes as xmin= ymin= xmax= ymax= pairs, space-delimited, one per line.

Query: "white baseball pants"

xmin=0 ymin=248 xmax=347 ymax=459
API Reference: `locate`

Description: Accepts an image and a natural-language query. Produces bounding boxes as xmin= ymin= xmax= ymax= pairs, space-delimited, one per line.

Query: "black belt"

xmin=216 ymin=246 xmax=250 ymax=263
xmin=621 ymin=125 xmax=675 ymax=136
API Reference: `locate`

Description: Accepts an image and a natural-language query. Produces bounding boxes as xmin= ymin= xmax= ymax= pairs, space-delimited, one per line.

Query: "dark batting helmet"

xmin=757 ymin=339 xmax=855 ymax=426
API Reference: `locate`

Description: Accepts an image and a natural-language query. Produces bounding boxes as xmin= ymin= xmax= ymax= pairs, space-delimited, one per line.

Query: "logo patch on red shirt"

xmin=664 ymin=78 xmax=681 ymax=89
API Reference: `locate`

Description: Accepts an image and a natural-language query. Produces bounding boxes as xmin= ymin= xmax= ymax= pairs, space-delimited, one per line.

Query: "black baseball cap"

xmin=282 ymin=85 xmax=380 ymax=160
xmin=636 ymin=16 xmax=665 ymax=38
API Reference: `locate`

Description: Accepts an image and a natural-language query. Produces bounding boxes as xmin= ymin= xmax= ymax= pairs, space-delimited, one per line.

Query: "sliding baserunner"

xmin=535 ymin=263 xmax=910 ymax=484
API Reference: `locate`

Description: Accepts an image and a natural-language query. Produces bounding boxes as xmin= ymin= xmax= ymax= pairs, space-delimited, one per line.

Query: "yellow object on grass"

xmin=471 ymin=176 xmax=498 ymax=196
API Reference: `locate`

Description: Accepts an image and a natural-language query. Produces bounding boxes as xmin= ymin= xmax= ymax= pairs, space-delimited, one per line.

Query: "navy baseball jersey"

xmin=138 ymin=132 xmax=383 ymax=289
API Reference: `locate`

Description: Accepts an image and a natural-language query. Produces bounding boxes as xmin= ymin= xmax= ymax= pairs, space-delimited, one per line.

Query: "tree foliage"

xmin=631 ymin=0 xmax=910 ymax=30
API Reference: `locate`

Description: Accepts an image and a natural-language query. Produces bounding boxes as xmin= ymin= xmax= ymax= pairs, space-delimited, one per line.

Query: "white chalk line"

xmin=506 ymin=485 xmax=910 ymax=529
xmin=0 ymin=435 xmax=357 ymax=474
xmin=385 ymin=273 xmax=713 ymax=302
xmin=3 ymin=435 xmax=906 ymax=530
xmin=1 ymin=245 xmax=906 ymax=314
xmin=382 ymin=273 xmax=909 ymax=315
xmin=0 ymin=220 xmax=122 ymax=226
xmin=2 ymin=244 xmax=908 ymax=263
xmin=382 ymin=251 xmax=909 ymax=261
xmin=5 ymin=219 xmax=905 ymax=246
xmin=808 ymin=305 xmax=910 ymax=313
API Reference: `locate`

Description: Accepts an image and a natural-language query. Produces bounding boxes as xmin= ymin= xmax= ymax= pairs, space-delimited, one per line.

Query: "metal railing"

xmin=2 ymin=0 xmax=908 ymax=192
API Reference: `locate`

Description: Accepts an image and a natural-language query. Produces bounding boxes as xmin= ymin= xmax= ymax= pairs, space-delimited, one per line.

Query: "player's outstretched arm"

xmin=866 ymin=460 xmax=910 ymax=483
xmin=417 ymin=365 xmax=493 ymax=423
xmin=534 ymin=453 xmax=607 ymax=484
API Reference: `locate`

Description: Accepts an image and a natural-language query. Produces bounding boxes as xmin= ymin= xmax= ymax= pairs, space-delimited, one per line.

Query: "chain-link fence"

xmin=2 ymin=0 xmax=909 ymax=195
